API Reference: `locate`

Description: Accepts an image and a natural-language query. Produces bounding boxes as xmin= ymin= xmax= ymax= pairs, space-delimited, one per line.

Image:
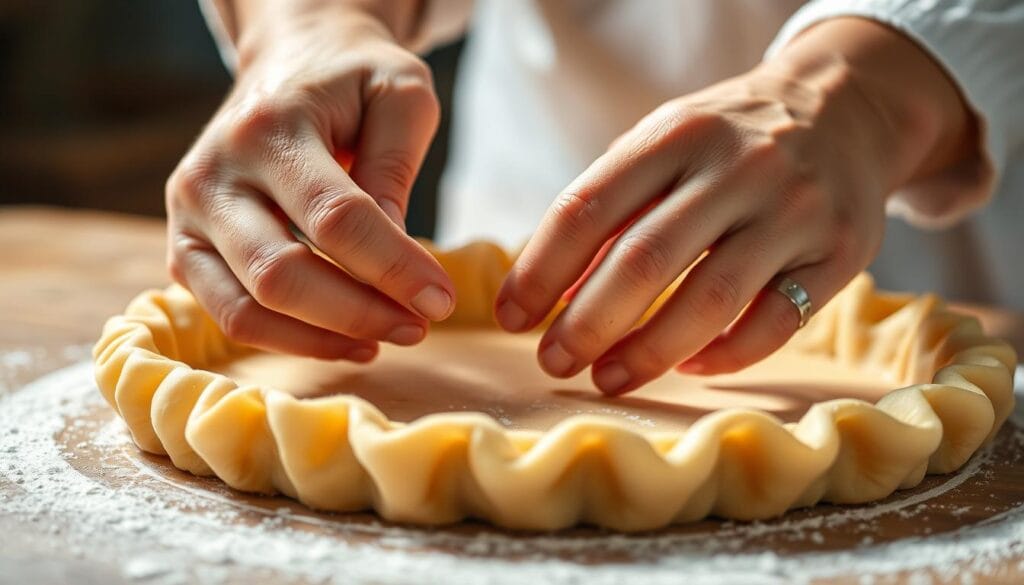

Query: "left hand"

xmin=493 ymin=18 xmax=975 ymax=395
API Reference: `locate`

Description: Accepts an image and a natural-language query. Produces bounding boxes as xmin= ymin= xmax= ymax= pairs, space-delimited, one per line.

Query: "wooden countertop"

xmin=1 ymin=205 xmax=1022 ymax=584
xmin=2 ymin=205 xmax=1021 ymax=358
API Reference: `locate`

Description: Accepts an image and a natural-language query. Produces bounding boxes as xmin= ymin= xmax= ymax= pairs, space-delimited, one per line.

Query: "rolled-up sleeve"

xmin=767 ymin=0 xmax=1024 ymax=228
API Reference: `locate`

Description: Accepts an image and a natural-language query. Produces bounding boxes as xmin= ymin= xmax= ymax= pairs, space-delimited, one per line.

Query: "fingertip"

xmin=675 ymin=343 xmax=740 ymax=374
xmin=677 ymin=342 xmax=756 ymax=375
xmin=344 ymin=344 xmax=379 ymax=363
xmin=386 ymin=323 xmax=427 ymax=346
xmin=675 ymin=360 xmax=707 ymax=375
xmin=495 ymin=297 xmax=530 ymax=332
xmin=600 ymin=386 xmax=635 ymax=398
xmin=597 ymin=378 xmax=640 ymax=397
xmin=539 ymin=340 xmax=577 ymax=378
xmin=308 ymin=339 xmax=378 ymax=362
xmin=592 ymin=360 xmax=633 ymax=395
xmin=411 ymin=284 xmax=454 ymax=321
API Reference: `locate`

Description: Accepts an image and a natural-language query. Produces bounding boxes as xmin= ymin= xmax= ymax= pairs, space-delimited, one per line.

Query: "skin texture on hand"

xmin=166 ymin=1 xmax=455 ymax=360
xmin=495 ymin=16 xmax=978 ymax=396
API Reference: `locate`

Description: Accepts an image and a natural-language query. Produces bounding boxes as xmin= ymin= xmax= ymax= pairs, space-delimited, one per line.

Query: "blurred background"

xmin=0 ymin=0 xmax=461 ymax=238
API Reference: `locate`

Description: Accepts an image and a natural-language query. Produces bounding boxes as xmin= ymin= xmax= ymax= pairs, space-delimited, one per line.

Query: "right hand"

xmin=166 ymin=9 xmax=455 ymax=361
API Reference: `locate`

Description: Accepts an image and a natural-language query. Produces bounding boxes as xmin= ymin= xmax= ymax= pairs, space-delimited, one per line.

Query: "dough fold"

xmin=93 ymin=241 xmax=1017 ymax=531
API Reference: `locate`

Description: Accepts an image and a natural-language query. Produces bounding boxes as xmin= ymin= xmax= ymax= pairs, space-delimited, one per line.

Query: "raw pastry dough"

xmin=93 ymin=241 xmax=1016 ymax=531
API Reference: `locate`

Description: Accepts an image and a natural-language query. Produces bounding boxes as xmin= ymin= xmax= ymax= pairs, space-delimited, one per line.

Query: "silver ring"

xmin=773 ymin=277 xmax=812 ymax=329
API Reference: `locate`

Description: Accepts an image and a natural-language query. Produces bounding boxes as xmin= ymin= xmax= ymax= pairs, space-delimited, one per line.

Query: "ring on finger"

xmin=772 ymin=276 xmax=812 ymax=328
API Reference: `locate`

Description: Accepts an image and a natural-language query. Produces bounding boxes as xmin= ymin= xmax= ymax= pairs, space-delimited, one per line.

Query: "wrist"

xmin=752 ymin=46 xmax=897 ymax=199
xmin=229 ymin=1 xmax=401 ymax=72
xmin=770 ymin=17 xmax=975 ymax=193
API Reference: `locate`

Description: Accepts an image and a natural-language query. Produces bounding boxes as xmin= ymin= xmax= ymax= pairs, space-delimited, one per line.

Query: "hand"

xmin=166 ymin=7 xmax=455 ymax=360
xmin=494 ymin=18 xmax=975 ymax=395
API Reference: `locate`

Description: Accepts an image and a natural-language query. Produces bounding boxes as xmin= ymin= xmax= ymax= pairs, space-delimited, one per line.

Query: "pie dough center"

xmin=212 ymin=329 xmax=893 ymax=432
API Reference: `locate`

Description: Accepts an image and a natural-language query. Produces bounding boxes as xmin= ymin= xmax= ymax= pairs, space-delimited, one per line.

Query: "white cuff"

xmin=767 ymin=0 xmax=1024 ymax=228
xmin=198 ymin=0 xmax=238 ymax=73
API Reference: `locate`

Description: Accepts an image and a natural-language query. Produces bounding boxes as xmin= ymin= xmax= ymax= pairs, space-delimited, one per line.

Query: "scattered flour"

xmin=0 ymin=344 xmax=90 ymax=394
xmin=1 ymin=361 xmax=1022 ymax=585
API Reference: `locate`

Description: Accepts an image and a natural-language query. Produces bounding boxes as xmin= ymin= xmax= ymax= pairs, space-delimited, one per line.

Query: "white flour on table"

xmin=1 ymin=359 xmax=1023 ymax=585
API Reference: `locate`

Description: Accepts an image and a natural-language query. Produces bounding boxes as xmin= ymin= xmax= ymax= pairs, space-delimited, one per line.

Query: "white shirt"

xmin=204 ymin=0 xmax=1024 ymax=309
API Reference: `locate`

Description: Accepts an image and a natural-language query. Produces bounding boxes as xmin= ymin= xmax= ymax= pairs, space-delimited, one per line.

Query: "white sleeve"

xmin=767 ymin=0 xmax=1024 ymax=228
xmin=198 ymin=0 xmax=238 ymax=73
xmin=197 ymin=0 xmax=473 ymax=74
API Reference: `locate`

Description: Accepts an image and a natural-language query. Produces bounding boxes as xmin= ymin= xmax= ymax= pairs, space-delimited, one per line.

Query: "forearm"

xmin=211 ymin=0 xmax=425 ymax=68
xmin=769 ymin=16 xmax=976 ymax=194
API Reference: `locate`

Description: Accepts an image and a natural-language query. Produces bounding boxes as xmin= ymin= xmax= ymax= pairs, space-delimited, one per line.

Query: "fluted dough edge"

xmin=92 ymin=241 xmax=1017 ymax=531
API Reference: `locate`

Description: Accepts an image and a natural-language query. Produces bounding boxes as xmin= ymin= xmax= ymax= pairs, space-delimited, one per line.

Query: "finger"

xmin=170 ymin=230 xmax=379 ymax=361
xmin=196 ymin=188 xmax=431 ymax=345
xmin=257 ymin=128 xmax=455 ymax=322
xmin=349 ymin=72 xmax=440 ymax=229
xmin=494 ymin=117 xmax=698 ymax=333
xmin=534 ymin=181 xmax=743 ymax=378
xmin=677 ymin=260 xmax=850 ymax=375
xmin=562 ymin=235 xmax=617 ymax=302
xmin=589 ymin=225 xmax=801 ymax=395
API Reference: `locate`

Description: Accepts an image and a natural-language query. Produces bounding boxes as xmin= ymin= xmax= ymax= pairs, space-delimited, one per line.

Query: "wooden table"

xmin=1 ymin=206 xmax=1023 ymax=584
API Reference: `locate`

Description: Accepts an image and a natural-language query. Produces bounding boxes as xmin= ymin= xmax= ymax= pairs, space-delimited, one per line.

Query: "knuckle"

xmin=200 ymin=194 xmax=243 ymax=232
xmin=549 ymin=190 xmax=602 ymax=245
xmin=745 ymin=136 xmax=789 ymax=171
xmin=399 ymin=70 xmax=440 ymax=112
xmin=337 ymin=298 xmax=375 ymax=337
xmin=694 ymin=270 xmax=743 ymax=317
xmin=167 ymin=155 xmax=221 ymax=211
xmin=337 ymin=292 xmax=401 ymax=339
xmin=624 ymin=335 xmax=673 ymax=376
xmin=506 ymin=261 xmax=555 ymax=310
xmin=645 ymin=103 xmax=725 ymax=147
xmin=166 ymin=252 xmax=186 ymax=285
xmin=217 ymin=295 xmax=261 ymax=344
xmin=829 ymin=215 xmax=862 ymax=269
xmin=245 ymin=243 xmax=305 ymax=309
xmin=226 ymin=100 xmax=297 ymax=151
xmin=741 ymin=230 xmax=774 ymax=266
xmin=306 ymin=192 xmax=376 ymax=250
xmin=387 ymin=51 xmax=436 ymax=89
xmin=558 ymin=312 xmax=604 ymax=355
xmin=777 ymin=178 xmax=826 ymax=225
xmin=166 ymin=232 xmax=206 ymax=284
xmin=370 ymin=52 xmax=440 ymax=113
xmin=764 ymin=118 xmax=804 ymax=149
xmin=614 ymin=233 xmax=675 ymax=287
xmin=377 ymin=250 xmax=414 ymax=291
xmin=369 ymin=149 xmax=419 ymax=195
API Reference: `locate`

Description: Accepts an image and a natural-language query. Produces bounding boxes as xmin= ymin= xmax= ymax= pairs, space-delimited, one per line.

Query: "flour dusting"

xmin=1 ymin=360 xmax=1022 ymax=585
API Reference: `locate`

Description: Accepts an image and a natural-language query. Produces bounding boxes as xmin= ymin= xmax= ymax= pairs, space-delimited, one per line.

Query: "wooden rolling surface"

xmin=1 ymin=206 xmax=1022 ymax=584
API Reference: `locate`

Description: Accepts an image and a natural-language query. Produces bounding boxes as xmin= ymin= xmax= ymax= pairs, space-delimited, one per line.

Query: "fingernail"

xmin=594 ymin=361 xmax=631 ymax=394
xmin=386 ymin=324 xmax=425 ymax=345
xmin=496 ymin=298 xmax=529 ymax=331
xmin=346 ymin=346 xmax=377 ymax=362
xmin=677 ymin=361 xmax=705 ymax=374
xmin=541 ymin=341 xmax=576 ymax=377
xmin=379 ymin=199 xmax=406 ymax=231
xmin=411 ymin=285 xmax=453 ymax=321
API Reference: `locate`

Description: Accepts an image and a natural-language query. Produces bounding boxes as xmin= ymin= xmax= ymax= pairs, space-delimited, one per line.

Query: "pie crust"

xmin=93 ymin=241 xmax=1017 ymax=531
